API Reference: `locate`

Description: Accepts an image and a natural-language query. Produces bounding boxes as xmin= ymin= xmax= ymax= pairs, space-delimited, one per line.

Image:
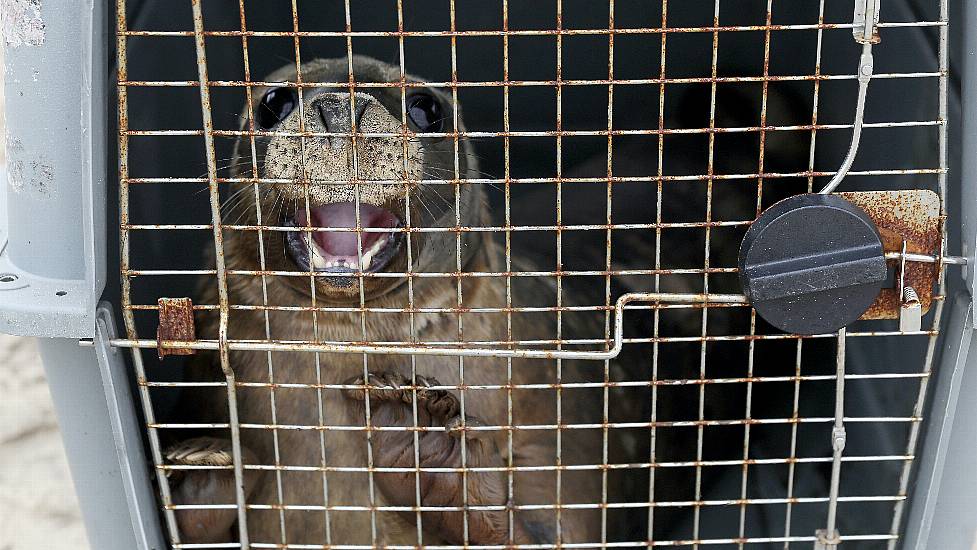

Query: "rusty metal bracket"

xmin=853 ymin=0 xmax=882 ymax=44
xmin=839 ymin=190 xmax=942 ymax=322
xmin=156 ymin=298 xmax=197 ymax=360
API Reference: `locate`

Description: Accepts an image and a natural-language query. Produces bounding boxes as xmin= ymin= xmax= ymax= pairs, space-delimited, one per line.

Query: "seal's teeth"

xmin=306 ymin=236 xmax=334 ymax=270
xmin=304 ymin=232 xmax=392 ymax=272
xmin=361 ymin=234 xmax=391 ymax=269
xmin=310 ymin=248 xmax=329 ymax=270
xmin=359 ymin=246 xmax=377 ymax=270
xmin=366 ymin=235 xmax=388 ymax=255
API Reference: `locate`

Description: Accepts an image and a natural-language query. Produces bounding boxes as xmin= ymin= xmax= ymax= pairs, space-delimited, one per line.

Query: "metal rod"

xmin=156 ymin=453 xmax=915 ymax=473
xmin=167 ymin=535 xmax=899 ymax=549
xmin=819 ymin=328 xmax=847 ymax=548
xmin=115 ymin=20 xmax=942 ymax=39
xmin=121 ymin=119 xmax=943 ymax=138
xmin=820 ymin=42 xmax=874 ymax=194
xmin=109 ymin=293 xmax=746 ymax=359
xmin=120 ymin=167 xmax=949 ymax=186
xmin=105 ymin=328 xmax=941 ymax=353
xmin=189 ymin=1 xmax=251 ymax=546
xmin=165 ymin=493 xmax=904 ymax=513
xmin=115 ymin=0 xmax=186 ymax=545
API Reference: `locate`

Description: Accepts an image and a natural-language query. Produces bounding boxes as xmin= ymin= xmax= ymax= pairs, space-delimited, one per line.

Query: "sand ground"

xmin=0 ymin=335 xmax=89 ymax=549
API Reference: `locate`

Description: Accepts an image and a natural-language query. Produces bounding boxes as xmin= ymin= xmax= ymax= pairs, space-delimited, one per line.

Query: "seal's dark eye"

xmin=406 ymin=93 xmax=444 ymax=133
xmin=257 ymin=87 xmax=297 ymax=129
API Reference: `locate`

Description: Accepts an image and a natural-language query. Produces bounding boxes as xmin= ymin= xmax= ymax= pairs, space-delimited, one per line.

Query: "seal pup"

xmin=164 ymin=56 xmax=636 ymax=547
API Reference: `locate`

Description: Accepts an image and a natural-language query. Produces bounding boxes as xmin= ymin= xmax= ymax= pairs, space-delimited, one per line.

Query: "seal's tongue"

xmin=296 ymin=202 xmax=399 ymax=270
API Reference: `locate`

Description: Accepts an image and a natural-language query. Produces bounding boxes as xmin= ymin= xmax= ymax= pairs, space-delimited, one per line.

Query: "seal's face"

xmin=261 ymin=86 xmax=421 ymax=288
xmin=229 ymin=57 xmax=481 ymax=303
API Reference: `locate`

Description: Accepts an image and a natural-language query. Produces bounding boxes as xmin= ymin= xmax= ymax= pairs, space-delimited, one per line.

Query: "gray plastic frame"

xmin=1 ymin=2 xmax=164 ymax=549
xmin=0 ymin=0 xmax=107 ymax=338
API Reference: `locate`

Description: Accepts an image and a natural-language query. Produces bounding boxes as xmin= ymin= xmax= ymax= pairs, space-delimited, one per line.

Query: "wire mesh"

xmin=116 ymin=1 xmax=950 ymax=548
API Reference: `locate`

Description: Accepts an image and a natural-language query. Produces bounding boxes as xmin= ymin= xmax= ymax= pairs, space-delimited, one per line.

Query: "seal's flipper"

xmin=164 ymin=437 xmax=258 ymax=544
xmin=344 ymin=372 xmax=544 ymax=545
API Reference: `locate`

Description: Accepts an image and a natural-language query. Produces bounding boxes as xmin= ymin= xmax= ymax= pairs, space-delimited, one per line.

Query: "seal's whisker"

xmin=250 ymin=190 xmax=282 ymax=228
xmin=413 ymin=194 xmax=438 ymax=221
xmin=224 ymin=200 xmax=258 ymax=226
xmin=224 ymin=185 xmax=278 ymax=225
xmin=221 ymin=198 xmax=249 ymax=218
xmin=192 ymin=159 xmax=267 ymax=186
xmin=416 ymin=146 xmax=488 ymax=169
xmin=423 ymin=164 xmax=499 ymax=186
xmin=410 ymin=188 xmax=442 ymax=222
xmin=221 ymin=184 xmax=261 ymax=207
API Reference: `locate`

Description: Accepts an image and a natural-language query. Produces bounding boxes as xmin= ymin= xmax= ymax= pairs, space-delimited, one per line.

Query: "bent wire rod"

xmin=108 ymin=293 xmax=749 ymax=360
xmin=820 ymin=41 xmax=875 ymax=195
xmin=821 ymin=0 xmax=880 ymax=195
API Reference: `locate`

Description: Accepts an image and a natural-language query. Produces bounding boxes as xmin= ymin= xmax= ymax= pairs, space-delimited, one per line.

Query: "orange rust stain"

xmin=840 ymin=191 xmax=941 ymax=321
xmin=157 ymin=297 xmax=198 ymax=359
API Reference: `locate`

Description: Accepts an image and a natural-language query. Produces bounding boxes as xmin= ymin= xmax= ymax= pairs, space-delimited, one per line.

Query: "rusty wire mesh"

xmin=115 ymin=0 xmax=949 ymax=548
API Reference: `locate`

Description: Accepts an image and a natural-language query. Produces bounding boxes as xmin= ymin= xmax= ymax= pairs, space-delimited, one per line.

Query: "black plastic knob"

xmin=738 ymin=193 xmax=887 ymax=335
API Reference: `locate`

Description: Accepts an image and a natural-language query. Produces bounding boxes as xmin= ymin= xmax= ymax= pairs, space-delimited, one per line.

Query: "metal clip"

xmin=853 ymin=0 xmax=881 ymax=44
xmin=814 ymin=528 xmax=841 ymax=550
xmin=900 ymin=286 xmax=922 ymax=332
xmin=831 ymin=427 xmax=847 ymax=453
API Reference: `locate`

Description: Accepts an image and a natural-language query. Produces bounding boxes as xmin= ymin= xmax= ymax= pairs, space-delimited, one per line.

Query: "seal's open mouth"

xmin=285 ymin=202 xmax=403 ymax=276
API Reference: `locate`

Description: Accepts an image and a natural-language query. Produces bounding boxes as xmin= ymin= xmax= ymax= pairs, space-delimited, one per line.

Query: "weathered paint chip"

xmin=1 ymin=0 xmax=45 ymax=48
xmin=5 ymin=136 xmax=55 ymax=197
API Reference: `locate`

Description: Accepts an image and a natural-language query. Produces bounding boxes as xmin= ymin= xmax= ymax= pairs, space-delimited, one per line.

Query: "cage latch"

xmin=738 ymin=194 xmax=888 ymax=335
xmin=157 ymin=297 xmax=197 ymax=360
xmin=853 ymin=0 xmax=881 ymax=44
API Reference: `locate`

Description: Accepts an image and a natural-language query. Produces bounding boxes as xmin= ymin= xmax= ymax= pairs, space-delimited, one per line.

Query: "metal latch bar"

xmin=815 ymin=329 xmax=848 ymax=549
xmin=87 ymin=252 xmax=969 ymax=357
xmin=101 ymin=293 xmax=749 ymax=360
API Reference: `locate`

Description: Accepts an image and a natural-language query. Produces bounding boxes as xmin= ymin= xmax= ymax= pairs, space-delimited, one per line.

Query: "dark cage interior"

xmin=114 ymin=1 xmax=949 ymax=548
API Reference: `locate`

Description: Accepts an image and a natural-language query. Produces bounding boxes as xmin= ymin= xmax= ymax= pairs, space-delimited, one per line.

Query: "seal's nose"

xmin=315 ymin=93 xmax=372 ymax=142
